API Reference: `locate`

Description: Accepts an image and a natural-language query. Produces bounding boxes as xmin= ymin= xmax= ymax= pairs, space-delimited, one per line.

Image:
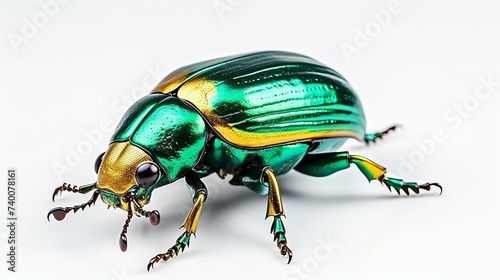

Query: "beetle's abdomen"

xmin=205 ymin=138 xmax=310 ymax=176
xmin=157 ymin=51 xmax=366 ymax=148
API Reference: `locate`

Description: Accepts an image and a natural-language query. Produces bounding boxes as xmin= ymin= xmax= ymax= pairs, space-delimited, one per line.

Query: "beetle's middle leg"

xmin=147 ymin=170 xmax=207 ymax=271
xmin=294 ymin=152 xmax=442 ymax=195
xmin=237 ymin=165 xmax=293 ymax=263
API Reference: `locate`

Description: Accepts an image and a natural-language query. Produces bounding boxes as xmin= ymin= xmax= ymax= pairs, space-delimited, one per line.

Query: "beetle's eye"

xmin=136 ymin=163 xmax=159 ymax=187
xmin=94 ymin=152 xmax=105 ymax=174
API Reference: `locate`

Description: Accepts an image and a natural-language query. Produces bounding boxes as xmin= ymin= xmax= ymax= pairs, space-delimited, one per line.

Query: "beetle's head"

xmin=95 ymin=141 xmax=165 ymax=212
xmin=48 ymin=140 xmax=167 ymax=252
xmin=48 ymin=96 xmax=208 ymax=252
xmin=93 ymin=140 xmax=167 ymax=251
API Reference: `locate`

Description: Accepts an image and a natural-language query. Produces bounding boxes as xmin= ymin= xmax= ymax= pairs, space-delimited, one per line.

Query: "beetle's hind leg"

xmin=52 ymin=182 xmax=96 ymax=201
xmin=295 ymin=152 xmax=442 ymax=195
xmin=349 ymin=155 xmax=442 ymax=195
xmin=364 ymin=125 xmax=400 ymax=144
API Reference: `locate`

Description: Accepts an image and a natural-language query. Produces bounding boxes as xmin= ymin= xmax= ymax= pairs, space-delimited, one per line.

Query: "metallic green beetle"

xmin=48 ymin=51 xmax=441 ymax=270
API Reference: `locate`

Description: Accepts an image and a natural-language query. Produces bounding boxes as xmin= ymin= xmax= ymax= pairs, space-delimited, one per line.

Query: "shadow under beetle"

xmin=48 ymin=51 xmax=442 ymax=270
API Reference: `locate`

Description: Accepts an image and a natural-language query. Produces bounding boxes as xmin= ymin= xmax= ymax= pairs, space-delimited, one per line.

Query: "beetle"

xmin=48 ymin=51 xmax=441 ymax=270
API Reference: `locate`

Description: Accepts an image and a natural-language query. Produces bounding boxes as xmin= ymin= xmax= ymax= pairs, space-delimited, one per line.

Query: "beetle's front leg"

xmin=147 ymin=170 xmax=207 ymax=271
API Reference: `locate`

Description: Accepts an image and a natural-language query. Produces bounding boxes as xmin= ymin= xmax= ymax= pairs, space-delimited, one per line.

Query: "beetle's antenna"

xmin=52 ymin=182 xmax=97 ymax=201
xmin=119 ymin=203 xmax=133 ymax=252
xmin=47 ymin=189 xmax=100 ymax=221
xmin=132 ymin=200 xmax=160 ymax=226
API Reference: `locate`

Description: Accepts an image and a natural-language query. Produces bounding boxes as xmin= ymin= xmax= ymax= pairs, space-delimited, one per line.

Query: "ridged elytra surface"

xmin=154 ymin=51 xmax=366 ymax=148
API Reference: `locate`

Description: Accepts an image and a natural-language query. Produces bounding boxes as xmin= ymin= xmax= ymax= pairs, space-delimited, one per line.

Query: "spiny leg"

xmin=236 ymin=165 xmax=293 ymax=263
xmin=147 ymin=170 xmax=207 ymax=271
xmin=364 ymin=125 xmax=400 ymax=144
xmin=264 ymin=167 xmax=293 ymax=263
xmin=295 ymin=152 xmax=442 ymax=195
xmin=349 ymin=155 xmax=442 ymax=195
xmin=52 ymin=182 xmax=96 ymax=201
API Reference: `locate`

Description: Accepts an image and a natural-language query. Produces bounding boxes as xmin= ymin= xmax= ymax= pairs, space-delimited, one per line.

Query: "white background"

xmin=1 ymin=1 xmax=499 ymax=279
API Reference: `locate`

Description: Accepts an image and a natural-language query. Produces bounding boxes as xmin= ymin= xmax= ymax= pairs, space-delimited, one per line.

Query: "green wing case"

xmin=153 ymin=51 xmax=366 ymax=148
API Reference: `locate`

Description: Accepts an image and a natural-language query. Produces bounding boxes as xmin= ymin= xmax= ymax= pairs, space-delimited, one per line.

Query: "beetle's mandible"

xmin=48 ymin=51 xmax=442 ymax=270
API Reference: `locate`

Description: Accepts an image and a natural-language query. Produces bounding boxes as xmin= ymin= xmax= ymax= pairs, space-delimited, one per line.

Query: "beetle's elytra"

xmin=48 ymin=51 xmax=441 ymax=270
